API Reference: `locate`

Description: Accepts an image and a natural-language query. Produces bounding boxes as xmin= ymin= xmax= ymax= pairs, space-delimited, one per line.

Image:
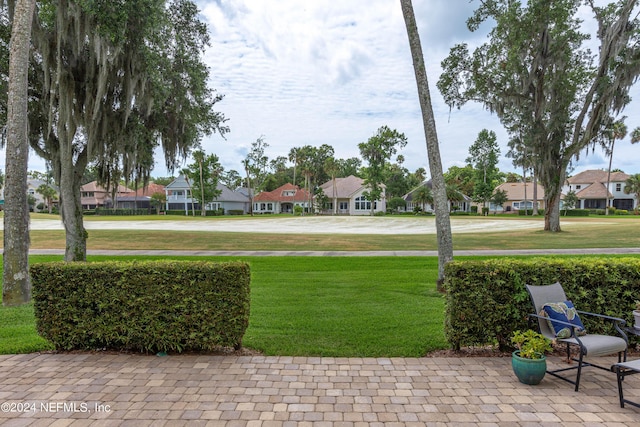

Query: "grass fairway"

xmin=1 ymin=255 xmax=446 ymax=357
xmin=21 ymin=214 xmax=640 ymax=251
xmin=2 ymin=214 xmax=639 ymax=357
xmin=6 ymin=253 xmax=640 ymax=357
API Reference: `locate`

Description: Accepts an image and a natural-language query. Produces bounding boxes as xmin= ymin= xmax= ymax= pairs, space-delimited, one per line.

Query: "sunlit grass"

xmin=17 ymin=215 xmax=640 ymax=251
xmin=4 ymin=254 xmax=640 ymax=356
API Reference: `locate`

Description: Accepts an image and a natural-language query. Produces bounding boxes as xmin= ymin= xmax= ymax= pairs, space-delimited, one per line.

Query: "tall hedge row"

xmin=31 ymin=261 xmax=251 ymax=353
xmin=444 ymin=257 xmax=640 ymax=350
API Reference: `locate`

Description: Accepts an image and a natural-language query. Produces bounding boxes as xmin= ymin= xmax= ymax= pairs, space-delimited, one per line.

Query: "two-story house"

xmin=80 ymin=181 xmax=135 ymax=210
xmin=27 ymin=179 xmax=59 ymax=212
xmin=563 ymin=170 xmax=635 ymax=211
xmin=165 ymin=175 xmax=250 ymax=214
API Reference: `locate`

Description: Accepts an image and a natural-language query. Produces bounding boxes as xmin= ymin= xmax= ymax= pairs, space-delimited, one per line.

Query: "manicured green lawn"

xmin=4 ymin=253 xmax=639 ymax=357
xmin=1 ymin=255 xmax=445 ymax=356
xmin=22 ymin=215 xmax=640 ymax=251
xmin=0 ymin=303 xmax=54 ymax=354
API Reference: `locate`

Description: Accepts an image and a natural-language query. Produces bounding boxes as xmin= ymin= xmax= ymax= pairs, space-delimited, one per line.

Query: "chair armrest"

xmin=576 ymin=310 xmax=627 ymax=326
xmin=528 ymin=313 xmax=583 ymax=332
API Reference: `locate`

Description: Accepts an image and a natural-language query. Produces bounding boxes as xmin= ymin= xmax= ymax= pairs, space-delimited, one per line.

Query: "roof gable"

xmin=575 ymin=182 xmax=612 ymax=199
xmin=494 ymin=182 xmax=547 ymax=200
xmin=254 ymin=183 xmax=311 ymax=203
xmin=567 ymin=169 xmax=630 ymax=184
xmin=320 ymin=175 xmax=367 ymax=198
xmin=135 ymin=182 xmax=165 ymax=197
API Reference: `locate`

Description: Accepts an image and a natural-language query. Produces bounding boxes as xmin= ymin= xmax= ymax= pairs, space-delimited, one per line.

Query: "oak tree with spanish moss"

xmin=24 ymin=0 xmax=228 ymax=260
xmin=438 ymin=0 xmax=640 ymax=231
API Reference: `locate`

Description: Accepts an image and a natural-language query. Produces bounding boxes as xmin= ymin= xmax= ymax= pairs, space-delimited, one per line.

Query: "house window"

xmin=355 ymin=196 xmax=372 ymax=211
xmin=513 ymin=201 xmax=535 ymax=210
xmin=576 ymin=185 xmax=581 ymax=190
xmin=260 ymin=203 xmax=266 ymax=211
xmin=339 ymin=202 xmax=348 ymax=211
xmin=267 ymin=203 xmax=273 ymax=211
xmin=616 ymin=183 xmax=622 ymax=192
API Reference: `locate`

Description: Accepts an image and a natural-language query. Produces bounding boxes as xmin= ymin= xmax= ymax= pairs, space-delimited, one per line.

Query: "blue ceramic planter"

xmin=511 ymin=350 xmax=547 ymax=385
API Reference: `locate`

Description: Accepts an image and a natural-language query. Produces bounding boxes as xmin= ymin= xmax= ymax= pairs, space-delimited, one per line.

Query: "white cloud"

xmin=8 ymin=0 xmax=640 ymax=180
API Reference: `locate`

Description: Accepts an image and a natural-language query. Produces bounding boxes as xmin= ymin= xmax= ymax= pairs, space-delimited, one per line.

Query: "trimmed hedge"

xmin=518 ymin=208 xmax=545 ymax=216
xmin=562 ymin=209 xmax=590 ymax=216
xmin=31 ymin=261 xmax=251 ymax=353
xmin=444 ymin=258 xmax=640 ymax=351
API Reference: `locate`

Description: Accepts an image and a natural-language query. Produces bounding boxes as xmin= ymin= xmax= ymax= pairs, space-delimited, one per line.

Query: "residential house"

xmin=563 ymin=169 xmax=635 ymax=210
xmin=115 ymin=182 xmax=166 ymax=210
xmin=165 ymin=175 xmax=195 ymax=212
xmin=318 ymin=175 xmax=386 ymax=215
xmin=252 ymin=183 xmax=311 ymax=214
xmin=80 ymin=181 xmax=135 ymax=210
xmin=402 ymin=180 xmax=472 ymax=213
xmin=27 ymin=179 xmax=58 ymax=212
xmin=165 ymin=175 xmax=250 ymax=214
xmin=491 ymin=182 xmax=549 ymax=213
xmin=210 ymin=183 xmax=251 ymax=214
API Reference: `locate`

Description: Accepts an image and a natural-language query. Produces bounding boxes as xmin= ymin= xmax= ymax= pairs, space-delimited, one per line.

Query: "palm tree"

xmin=36 ymin=184 xmax=57 ymax=214
xmin=413 ymin=185 xmax=433 ymax=213
xmin=446 ymin=183 xmax=465 ymax=211
xmin=3 ymin=0 xmax=36 ymax=305
xmin=324 ymin=157 xmax=339 ymax=215
xmin=603 ymin=119 xmax=627 ymax=215
xmin=624 ymin=174 xmax=640 ymax=211
xmin=400 ymin=0 xmax=453 ymax=290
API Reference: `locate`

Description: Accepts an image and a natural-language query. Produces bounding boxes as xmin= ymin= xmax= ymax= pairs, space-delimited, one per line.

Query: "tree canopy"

xmin=183 ymin=150 xmax=222 ymax=216
xmin=438 ymin=0 xmax=640 ymax=231
xmin=466 ymin=129 xmax=501 ymax=207
xmin=358 ymin=125 xmax=407 ymax=214
xmin=16 ymin=0 xmax=228 ymax=260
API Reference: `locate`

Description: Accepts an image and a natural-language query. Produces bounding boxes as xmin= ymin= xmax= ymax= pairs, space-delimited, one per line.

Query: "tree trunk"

xmin=199 ymin=159 xmax=206 ymax=216
xmin=332 ymin=176 xmax=337 ymax=215
xmin=522 ymin=165 xmax=528 ymax=216
xmin=59 ymin=146 xmax=88 ymax=262
xmin=3 ymin=0 xmax=37 ymax=305
xmin=544 ymin=191 xmax=562 ymax=232
xmin=542 ymin=169 xmax=567 ymax=232
xmin=533 ymin=170 xmax=539 ymax=216
xmin=400 ymin=0 xmax=453 ymax=290
xmin=605 ymin=140 xmax=615 ymax=215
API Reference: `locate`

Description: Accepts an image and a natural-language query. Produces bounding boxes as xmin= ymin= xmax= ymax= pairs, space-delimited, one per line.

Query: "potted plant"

xmin=511 ymin=330 xmax=553 ymax=385
xmin=634 ymin=301 xmax=640 ymax=329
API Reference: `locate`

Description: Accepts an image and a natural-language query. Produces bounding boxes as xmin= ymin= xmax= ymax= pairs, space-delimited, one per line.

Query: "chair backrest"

xmin=525 ymin=282 xmax=568 ymax=339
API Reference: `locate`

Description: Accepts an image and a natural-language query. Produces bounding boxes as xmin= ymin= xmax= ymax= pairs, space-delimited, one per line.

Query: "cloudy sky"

xmin=13 ymin=0 xmax=640 ymax=179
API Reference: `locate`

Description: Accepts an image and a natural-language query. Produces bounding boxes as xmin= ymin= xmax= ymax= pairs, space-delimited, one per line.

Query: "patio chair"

xmin=526 ymin=282 xmax=628 ymax=391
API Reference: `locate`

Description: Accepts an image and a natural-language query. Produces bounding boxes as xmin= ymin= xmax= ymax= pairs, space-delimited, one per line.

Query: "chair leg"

xmin=574 ymin=351 xmax=584 ymax=392
xmin=617 ymin=367 xmax=625 ymax=408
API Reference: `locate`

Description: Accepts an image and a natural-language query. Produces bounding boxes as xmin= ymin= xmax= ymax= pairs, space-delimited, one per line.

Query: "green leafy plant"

xmin=511 ymin=330 xmax=552 ymax=359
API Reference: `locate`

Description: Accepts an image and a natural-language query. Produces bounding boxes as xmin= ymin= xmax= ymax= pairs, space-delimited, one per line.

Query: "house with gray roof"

xmin=165 ymin=175 xmax=250 ymax=214
xmin=319 ymin=175 xmax=386 ymax=215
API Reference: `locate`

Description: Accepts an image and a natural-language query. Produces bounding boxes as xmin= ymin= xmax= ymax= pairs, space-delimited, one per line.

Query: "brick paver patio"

xmin=1 ymin=353 xmax=639 ymax=426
